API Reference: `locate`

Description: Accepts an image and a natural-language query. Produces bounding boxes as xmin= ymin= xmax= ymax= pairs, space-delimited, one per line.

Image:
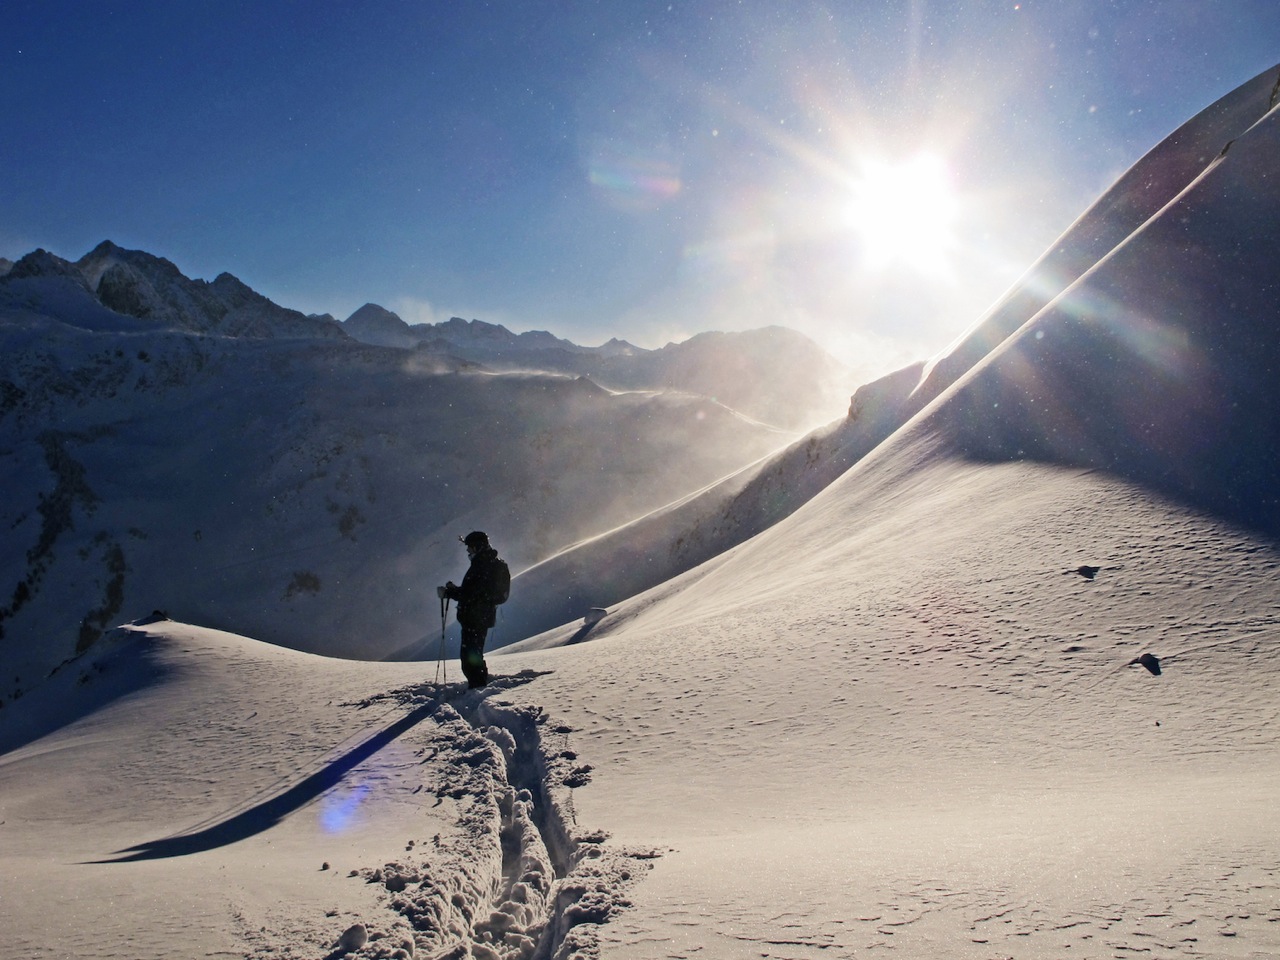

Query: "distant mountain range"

xmin=0 ymin=243 xmax=849 ymax=432
xmin=344 ymin=303 xmax=642 ymax=358
xmin=341 ymin=304 xmax=848 ymax=432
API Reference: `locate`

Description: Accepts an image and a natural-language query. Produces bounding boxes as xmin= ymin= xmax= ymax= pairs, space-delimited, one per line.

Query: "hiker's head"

xmin=461 ymin=531 xmax=489 ymax=556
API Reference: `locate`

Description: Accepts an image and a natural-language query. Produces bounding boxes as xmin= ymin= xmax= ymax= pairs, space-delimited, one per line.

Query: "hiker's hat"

xmin=461 ymin=531 xmax=489 ymax=548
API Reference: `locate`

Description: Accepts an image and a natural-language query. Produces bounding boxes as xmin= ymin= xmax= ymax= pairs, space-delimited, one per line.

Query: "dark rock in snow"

xmin=1129 ymin=653 xmax=1162 ymax=676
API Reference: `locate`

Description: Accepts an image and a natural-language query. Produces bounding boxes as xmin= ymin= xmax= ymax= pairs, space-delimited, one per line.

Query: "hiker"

xmin=439 ymin=531 xmax=508 ymax=689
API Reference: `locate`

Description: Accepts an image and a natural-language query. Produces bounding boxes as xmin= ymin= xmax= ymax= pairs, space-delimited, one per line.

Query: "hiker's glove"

xmin=436 ymin=585 xmax=447 ymax=599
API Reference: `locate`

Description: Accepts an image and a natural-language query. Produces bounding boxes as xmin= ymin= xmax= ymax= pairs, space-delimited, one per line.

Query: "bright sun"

xmin=845 ymin=152 xmax=959 ymax=276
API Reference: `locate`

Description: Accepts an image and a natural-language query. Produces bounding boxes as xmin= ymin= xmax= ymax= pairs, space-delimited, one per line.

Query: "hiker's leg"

xmin=460 ymin=626 xmax=489 ymax=687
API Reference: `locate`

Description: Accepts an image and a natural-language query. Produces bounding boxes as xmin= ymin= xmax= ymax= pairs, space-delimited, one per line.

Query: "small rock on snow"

xmin=338 ymin=923 xmax=368 ymax=951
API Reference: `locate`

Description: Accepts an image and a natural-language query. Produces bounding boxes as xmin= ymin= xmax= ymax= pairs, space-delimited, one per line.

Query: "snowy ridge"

xmin=344 ymin=309 xmax=637 ymax=359
xmin=915 ymin=61 xmax=1280 ymax=407
xmin=917 ymin=87 xmax=1280 ymax=533
xmin=500 ymin=61 xmax=1280 ymax=649
xmin=7 ymin=241 xmax=348 ymax=340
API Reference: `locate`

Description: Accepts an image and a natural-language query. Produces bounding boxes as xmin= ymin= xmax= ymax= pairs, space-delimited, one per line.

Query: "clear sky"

xmin=4 ymin=2 xmax=1278 ymax=381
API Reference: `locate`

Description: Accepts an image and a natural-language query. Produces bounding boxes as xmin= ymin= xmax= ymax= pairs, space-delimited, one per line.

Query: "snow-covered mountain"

xmin=0 ymin=245 xmax=826 ymax=695
xmin=344 ymin=302 xmax=422 ymax=348
xmin=8 ymin=240 xmax=348 ymax=339
xmin=2 ymin=62 xmax=1279 ymax=960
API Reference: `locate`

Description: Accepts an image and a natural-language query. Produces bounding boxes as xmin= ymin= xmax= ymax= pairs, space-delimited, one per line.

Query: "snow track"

xmin=344 ymin=673 xmax=652 ymax=960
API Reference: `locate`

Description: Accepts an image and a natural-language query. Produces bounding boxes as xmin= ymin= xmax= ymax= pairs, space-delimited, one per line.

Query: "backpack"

xmin=488 ymin=556 xmax=511 ymax=605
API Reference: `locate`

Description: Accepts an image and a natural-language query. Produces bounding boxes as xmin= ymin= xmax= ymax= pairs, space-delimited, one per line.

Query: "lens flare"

xmin=588 ymin=141 xmax=682 ymax=212
xmin=318 ymin=780 xmax=371 ymax=834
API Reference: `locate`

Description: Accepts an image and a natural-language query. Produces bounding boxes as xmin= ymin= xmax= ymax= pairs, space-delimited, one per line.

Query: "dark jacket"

xmin=446 ymin=545 xmax=500 ymax=629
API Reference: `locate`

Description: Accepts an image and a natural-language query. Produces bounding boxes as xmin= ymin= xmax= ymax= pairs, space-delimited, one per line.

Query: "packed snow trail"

xmin=338 ymin=674 xmax=654 ymax=960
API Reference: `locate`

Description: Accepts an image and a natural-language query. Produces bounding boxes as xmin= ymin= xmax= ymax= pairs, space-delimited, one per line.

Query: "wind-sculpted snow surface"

xmin=486 ymin=455 xmax=1280 ymax=958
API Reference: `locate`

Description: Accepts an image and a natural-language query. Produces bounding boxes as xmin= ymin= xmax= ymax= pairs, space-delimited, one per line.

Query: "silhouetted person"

xmin=440 ymin=531 xmax=505 ymax=688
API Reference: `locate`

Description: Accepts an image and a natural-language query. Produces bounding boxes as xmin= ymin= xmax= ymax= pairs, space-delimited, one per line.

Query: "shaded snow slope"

xmin=923 ymin=81 xmax=1280 ymax=536
xmin=0 ymin=320 xmax=790 ymax=691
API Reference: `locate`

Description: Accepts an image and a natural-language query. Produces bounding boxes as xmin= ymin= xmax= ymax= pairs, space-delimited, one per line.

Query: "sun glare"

xmin=845 ymin=152 xmax=959 ymax=276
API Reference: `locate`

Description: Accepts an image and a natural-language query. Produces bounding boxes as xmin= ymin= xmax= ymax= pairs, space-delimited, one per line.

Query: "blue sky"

xmin=4 ymin=2 xmax=1278 ymax=380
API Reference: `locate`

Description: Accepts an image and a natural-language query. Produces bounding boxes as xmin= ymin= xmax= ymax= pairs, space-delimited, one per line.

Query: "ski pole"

xmin=436 ymin=595 xmax=449 ymax=685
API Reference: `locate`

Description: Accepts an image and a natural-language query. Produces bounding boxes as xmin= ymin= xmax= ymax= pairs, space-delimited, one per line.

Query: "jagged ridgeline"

xmin=0 ymin=243 xmax=850 ymax=694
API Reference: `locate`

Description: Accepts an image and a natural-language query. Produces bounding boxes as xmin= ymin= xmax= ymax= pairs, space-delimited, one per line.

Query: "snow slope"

xmin=2 ymin=63 xmax=1279 ymax=960
xmin=497 ymin=361 xmax=925 ymax=645
xmin=0 ymin=618 xmax=648 ymax=959
xmin=501 ymin=454 xmax=1280 ymax=958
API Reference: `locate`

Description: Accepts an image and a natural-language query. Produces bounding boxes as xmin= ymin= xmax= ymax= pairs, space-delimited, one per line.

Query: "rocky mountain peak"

xmin=343 ymin=303 xmax=414 ymax=348
xmin=7 ymin=248 xmax=83 ymax=281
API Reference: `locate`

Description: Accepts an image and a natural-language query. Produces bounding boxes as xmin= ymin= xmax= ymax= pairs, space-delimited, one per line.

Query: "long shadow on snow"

xmin=94 ymin=699 xmax=442 ymax=863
